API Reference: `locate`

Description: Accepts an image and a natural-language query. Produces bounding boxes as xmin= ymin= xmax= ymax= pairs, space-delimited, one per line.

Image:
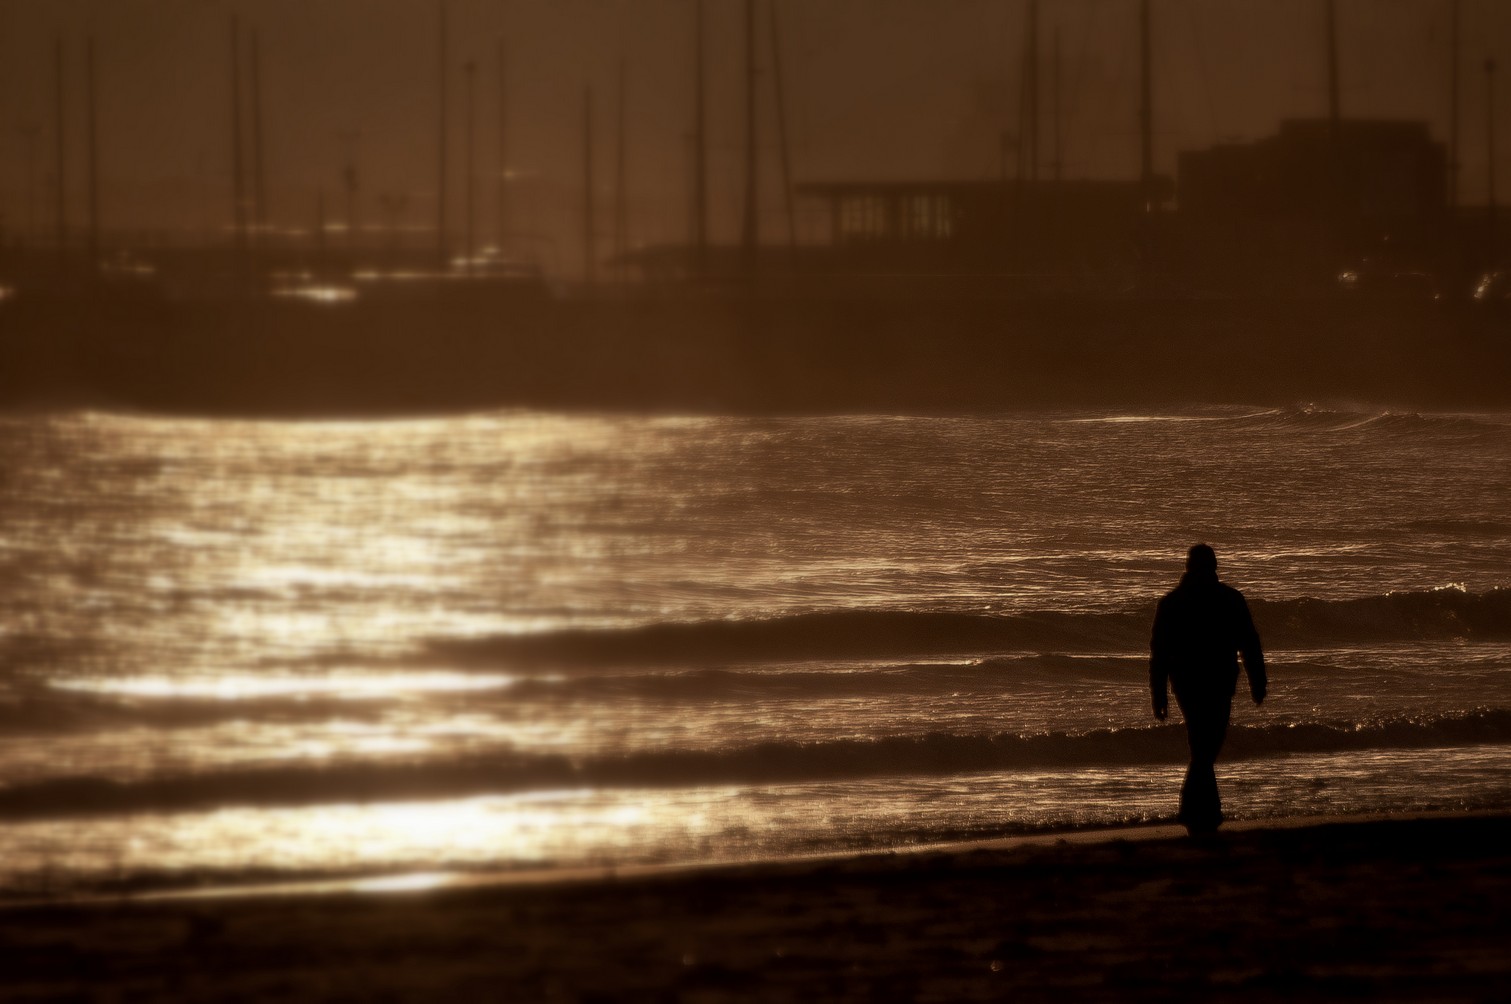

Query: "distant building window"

xmin=840 ymin=196 xmax=889 ymax=242
xmin=906 ymin=194 xmax=953 ymax=241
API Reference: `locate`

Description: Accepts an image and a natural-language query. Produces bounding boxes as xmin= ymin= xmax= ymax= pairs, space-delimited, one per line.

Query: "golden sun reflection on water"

xmin=6 ymin=793 xmax=670 ymax=887
xmin=50 ymin=671 xmax=523 ymax=701
xmin=350 ymin=872 xmax=453 ymax=893
xmin=61 ymin=410 xmax=653 ymax=674
xmin=6 ymin=747 xmax=1511 ymax=896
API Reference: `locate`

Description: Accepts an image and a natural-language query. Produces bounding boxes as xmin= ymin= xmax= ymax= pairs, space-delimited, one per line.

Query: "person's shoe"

xmin=1180 ymin=811 xmax=1224 ymax=838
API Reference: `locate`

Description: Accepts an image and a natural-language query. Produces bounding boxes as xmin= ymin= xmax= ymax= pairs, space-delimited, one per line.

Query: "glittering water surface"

xmin=0 ymin=406 xmax=1508 ymax=893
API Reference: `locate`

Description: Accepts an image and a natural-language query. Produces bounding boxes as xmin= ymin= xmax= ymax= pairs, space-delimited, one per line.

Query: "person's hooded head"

xmin=1185 ymin=543 xmax=1219 ymax=583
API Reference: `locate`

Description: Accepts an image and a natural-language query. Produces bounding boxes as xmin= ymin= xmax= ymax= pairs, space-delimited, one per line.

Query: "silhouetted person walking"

xmin=1150 ymin=544 xmax=1266 ymax=835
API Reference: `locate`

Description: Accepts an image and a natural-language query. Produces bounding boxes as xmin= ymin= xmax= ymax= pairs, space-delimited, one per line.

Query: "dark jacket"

xmin=1150 ymin=571 xmax=1266 ymax=704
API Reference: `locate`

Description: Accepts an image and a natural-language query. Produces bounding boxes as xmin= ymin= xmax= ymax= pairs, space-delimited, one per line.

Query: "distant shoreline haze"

xmin=0 ymin=1 xmax=1507 ymax=274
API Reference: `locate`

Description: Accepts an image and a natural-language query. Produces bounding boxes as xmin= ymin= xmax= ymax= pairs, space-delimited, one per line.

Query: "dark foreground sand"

xmin=2 ymin=813 xmax=1508 ymax=1002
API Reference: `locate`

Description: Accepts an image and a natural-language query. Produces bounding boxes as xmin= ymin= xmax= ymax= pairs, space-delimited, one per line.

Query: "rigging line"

xmin=1060 ymin=0 xmax=1142 ymax=175
xmin=1063 ymin=1 xmax=1138 ymax=174
xmin=792 ymin=0 xmax=982 ymax=62
xmin=1180 ymin=0 xmax=1220 ymax=147
xmin=799 ymin=6 xmax=1019 ymax=136
xmin=1061 ymin=0 xmax=1103 ymax=177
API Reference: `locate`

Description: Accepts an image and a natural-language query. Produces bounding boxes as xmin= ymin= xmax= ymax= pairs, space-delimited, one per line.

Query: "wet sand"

xmin=3 ymin=812 xmax=1508 ymax=1002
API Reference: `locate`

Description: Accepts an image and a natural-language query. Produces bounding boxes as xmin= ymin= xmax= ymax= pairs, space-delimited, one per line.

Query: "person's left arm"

xmin=1236 ymin=593 xmax=1266 ymax=705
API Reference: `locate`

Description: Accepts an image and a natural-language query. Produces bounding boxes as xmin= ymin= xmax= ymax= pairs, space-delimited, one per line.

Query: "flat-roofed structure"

xmin=1173 ymin=118 xmax=1451 ymax=292
xmin=795 ymin=178 xmax=1167 ymax=284
xmin=1179 ymin=119 xmax=1447 ymax=224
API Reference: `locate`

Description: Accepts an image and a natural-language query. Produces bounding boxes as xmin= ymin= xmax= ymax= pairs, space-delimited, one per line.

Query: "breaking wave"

xmin=422 ymin=587 xmax=1511 ymax=669
xmin=2 ymin=708 xmax=1507 ymax=821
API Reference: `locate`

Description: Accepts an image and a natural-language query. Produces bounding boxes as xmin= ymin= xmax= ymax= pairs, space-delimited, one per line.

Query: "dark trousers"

xmin=1174 ymin=689 xmax=1231 ymax=832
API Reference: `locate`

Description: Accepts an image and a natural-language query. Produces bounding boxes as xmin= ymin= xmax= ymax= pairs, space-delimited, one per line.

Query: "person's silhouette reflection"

xmin=1150 ymin=544 xmax=1267 ymax=835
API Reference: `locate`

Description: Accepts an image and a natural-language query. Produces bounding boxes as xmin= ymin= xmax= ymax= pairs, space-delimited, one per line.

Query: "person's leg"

xmin=1176 ymin=693 xmax=1231 ymax=833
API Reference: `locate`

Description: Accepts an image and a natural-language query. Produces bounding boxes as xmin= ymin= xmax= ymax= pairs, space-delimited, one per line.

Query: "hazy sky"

xmin=0 ymin=0 xmax=1506 ymax=266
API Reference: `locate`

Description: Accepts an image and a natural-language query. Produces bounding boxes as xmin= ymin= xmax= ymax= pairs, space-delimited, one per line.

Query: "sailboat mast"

xmin=230 ymin=17 xmax=247 ymax=260
xmin=1053 ymin=25 xmax=1062 ymax=183
xmin=437 ymin=0 xmax=449 ymax=268
xmin=1028 ymin=0 xmax=1039 ymax=182
xmin=251 ymin=28 xmax=267 ymax=241
xmin=497 ymin=38 xmax=508 ymax=252
xmin=693 ymin=0 xmax=708 ymax=274
xmin=1488 ymin=59 xmax=1498 ymax=265
xmin=1139 ymin=0 xmax=1152 ymax=204
xmin=583 ymin=86 xmax=596 ymax=286
xmin=741 ymin=0 xmax=758 ymax=271
xmin=465 ymin=60 xmax=475 ymax=274
xmin=1015 ymin=1 xmax=1033 ymax=183
xmin=54 ymin=38 xmax=66 ymax=258
xmin=769 ymin=0 xmax=797 ymax=250
xmin=615 ymin=57 xmax=628 ymax=271
xmin=86 ymin=35 xmax=99 ymax=270
xmin=1449 ymin=0 xmax=1460 ymax=208
xmin=1326 ymin=0 xmax=1340 ymax=135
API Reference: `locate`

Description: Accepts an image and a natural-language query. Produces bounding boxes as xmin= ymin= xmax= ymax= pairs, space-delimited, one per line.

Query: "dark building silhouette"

xmin=780 ymin=178 xmax=1174 ymax=293
xmin=1174 ymin=118 xmax=1450 ymax=292
xmin=621 ymin=177 xmax=1172 ymax=290
xmin=688 ymin=119 xmax=1453 ymax=296
xmin=1179 ymin=119 xmax=1447 ymax=222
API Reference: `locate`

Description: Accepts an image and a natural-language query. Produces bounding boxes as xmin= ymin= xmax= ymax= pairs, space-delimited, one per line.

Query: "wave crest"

xmin=422 ymin=588 xmax=1511 ymax=669
xmin=3 ymin=709 xmax=1505 ymax=820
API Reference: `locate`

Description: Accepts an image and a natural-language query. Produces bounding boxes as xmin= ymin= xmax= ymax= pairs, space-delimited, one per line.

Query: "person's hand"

xmin=1152 ymin=696 xmax=1168 ymax=721
xmin=1252 ymin=685 xmax=1266 ymax=706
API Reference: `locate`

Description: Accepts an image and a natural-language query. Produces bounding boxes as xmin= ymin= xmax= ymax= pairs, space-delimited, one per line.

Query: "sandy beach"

xmin=2 ymin=812 xmax=1508 ymax=1002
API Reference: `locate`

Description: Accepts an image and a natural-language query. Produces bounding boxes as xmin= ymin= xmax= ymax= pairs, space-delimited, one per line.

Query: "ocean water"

xmin=1 ymin=406 xmax=1509 ymax=895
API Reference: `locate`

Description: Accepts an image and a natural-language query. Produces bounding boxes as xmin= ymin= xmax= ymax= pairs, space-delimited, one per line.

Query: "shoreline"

xmin=0 ymin=807 xmax=1484 ymax=911
xmin=4 ymin=810 xmax=1508 ymax=1000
